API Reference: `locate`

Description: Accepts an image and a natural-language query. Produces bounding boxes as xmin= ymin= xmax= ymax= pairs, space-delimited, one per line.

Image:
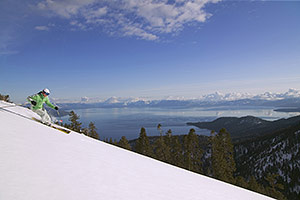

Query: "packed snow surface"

xmin=0 ymin=101 xmax=273 ymax=200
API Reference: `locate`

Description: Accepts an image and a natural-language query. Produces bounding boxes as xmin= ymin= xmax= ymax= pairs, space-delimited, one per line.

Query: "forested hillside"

xmin=235 ymin=122 xmax=300 ymax=199
xmin=188 ymin=115 xmax=300 ymax=141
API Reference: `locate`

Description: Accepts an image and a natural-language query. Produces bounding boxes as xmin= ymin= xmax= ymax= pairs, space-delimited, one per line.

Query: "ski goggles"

xmin=43 ymin=91 xmax=50 ymax=96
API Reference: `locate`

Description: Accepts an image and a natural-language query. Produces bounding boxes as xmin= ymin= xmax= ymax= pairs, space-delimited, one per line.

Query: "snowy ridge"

xmin=51 ymin=88 xmax=300 ymax=104
xmin=0 ymin=101 xmax=273 ymax=200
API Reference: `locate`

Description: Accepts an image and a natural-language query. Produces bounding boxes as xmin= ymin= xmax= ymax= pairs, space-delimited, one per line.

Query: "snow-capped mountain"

xmin=0 ymin=100 xmax=273 ymax=200
xmin=50 ymin=89 xmax=300 ymax=110
xmin=99 ymin=89 xmax=300 ymax=104
xmin=281 ymin=88 xmax=300 ymax=99
xmin=253 ymin=89 xmax=300 ymax=100
xmin=199 ymin=91 xmax=253 ymax=102
xmin=199 ymin=89 xmax=300 ymax=102
xmin=104 ymin=96 xmax=120 ymax=104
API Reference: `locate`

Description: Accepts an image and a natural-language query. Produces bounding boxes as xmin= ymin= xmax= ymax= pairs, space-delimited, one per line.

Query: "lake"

xmin=60 ymin=106 xmax=300 ymax=140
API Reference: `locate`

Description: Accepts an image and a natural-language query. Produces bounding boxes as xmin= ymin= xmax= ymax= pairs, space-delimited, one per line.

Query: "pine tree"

xmin=118 ymin=136 xmax=131 ymax=150
xmin=68 ymin=111 xmax=82 ymax=132
xmin=154 ymin=135 xmax=171 ymax=163
xmin=164 ymin=129 xmax=172 ymax=152
xmin=88 ymin=122 xmax=99 ymax=140
xmin=81 ymin=128 xmax=89 ymax=136
xmin=211 ymin=128 xmax=235 ymax=183
xmin=265 ymin=174 xmax=286 ymax=200
xmin=157 ymin=124 xmax=163 ymax=136
xmin=170 ymin=135 xmax=184 ymax=168
xmin=183 ymin=129 xmax=203 ymax=173
xmin=248 ymin=176 xmax=266 ymax=195
xmin=166 ymin=129 xmax=172 ymax=137
xmin=62 ymin=123 xmax=68 ymax=129
xmin=235 ymin=176 xmax=248 ymax=189
xmin=135 ymin=127 xmax=153 ymax=157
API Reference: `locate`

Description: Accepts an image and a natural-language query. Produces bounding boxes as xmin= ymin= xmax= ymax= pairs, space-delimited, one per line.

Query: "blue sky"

xmin=1 ymin=0 xmax=300 ymax=103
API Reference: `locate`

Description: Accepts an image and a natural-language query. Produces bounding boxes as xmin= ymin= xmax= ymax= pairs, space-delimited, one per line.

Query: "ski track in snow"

xmin=0 ymin=101 xmax=274 ymax=200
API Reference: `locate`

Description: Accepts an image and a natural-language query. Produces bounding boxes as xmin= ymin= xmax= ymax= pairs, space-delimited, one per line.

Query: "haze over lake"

xmin=60 ymin=106 xmax=300 ymax=140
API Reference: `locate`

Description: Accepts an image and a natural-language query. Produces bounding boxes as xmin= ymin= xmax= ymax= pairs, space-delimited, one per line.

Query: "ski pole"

xmin=57 ymin=109 xmax=63 ymax=124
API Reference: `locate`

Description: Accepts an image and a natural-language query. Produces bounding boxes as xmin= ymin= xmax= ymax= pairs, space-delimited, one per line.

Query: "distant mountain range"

xmin=56 ymin=95 xmax=300 ymax=111
xmin=54 ymin=88 xmax=300 ymax=103
xmin=46 ymin=89 xmax=300 ymax=111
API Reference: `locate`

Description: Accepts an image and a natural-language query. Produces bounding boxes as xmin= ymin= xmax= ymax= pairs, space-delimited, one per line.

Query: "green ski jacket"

xmin=27 ymin=92 xmax=56 ymax=110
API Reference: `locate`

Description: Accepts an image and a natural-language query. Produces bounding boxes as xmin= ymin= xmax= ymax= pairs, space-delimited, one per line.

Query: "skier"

xmin=27 ymin=88 xmax=58 ymax=125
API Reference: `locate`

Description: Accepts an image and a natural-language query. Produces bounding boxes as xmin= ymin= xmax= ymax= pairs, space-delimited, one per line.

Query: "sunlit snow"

xmin=0 ymin=101 xmax=273 ymax=200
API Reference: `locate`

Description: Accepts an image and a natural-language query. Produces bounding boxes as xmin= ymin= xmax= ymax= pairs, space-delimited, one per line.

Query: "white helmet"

xmin=42 ymin=88 xmax=50 ymax=95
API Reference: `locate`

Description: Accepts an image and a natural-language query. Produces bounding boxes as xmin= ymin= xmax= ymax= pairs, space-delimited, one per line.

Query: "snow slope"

xmin=0 ymin=101 xmax=273 ymax=200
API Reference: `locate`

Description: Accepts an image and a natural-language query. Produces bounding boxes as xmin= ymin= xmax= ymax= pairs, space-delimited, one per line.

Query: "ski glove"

xmin=54 ymin=106 xmax=59 ymax=110
xmin=31 ymin=101 xmax=37 ymax=106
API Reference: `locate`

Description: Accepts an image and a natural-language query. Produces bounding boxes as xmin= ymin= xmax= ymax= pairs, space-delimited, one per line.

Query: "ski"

xmin=0 ymin=106 xmax=71 ymax=134
xmin=31 ymin=117 xmax=71 ymax=134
